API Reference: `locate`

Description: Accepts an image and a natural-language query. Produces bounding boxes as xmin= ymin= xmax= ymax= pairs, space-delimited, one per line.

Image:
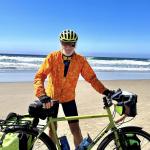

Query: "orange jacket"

xmin=34 ymin=50 xmax=107 ymax=103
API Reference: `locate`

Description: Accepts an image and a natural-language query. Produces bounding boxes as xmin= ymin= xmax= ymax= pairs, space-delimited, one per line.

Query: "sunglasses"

xmin=61 ymin=41 xmax=76 ymax=47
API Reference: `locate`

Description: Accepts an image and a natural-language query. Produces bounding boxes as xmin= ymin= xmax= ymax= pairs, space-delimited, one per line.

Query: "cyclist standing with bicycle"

xmin=34 ymin=29 xmax=112 ymax=148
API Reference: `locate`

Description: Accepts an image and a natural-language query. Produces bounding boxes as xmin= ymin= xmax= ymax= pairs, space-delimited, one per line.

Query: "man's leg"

xmin=62 ymin=100 xmax=83 ymax=147
xmin=68 ymin=122 xmax=83 ymax=146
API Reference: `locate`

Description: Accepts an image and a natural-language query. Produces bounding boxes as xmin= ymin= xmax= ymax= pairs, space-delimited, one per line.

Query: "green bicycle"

xmin=0 ymin=89 xmax=150 ymax=150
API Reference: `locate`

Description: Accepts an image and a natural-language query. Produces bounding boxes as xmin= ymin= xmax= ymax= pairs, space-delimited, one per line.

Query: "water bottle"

xmin=59 ymin=135 xmax=70 ymax=150
xmin=76 ymin=134 xmax=92 ymax=150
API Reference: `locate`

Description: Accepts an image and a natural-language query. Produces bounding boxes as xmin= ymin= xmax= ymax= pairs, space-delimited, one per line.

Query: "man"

xmin=34 ymin=29 xmax=112 ymax=148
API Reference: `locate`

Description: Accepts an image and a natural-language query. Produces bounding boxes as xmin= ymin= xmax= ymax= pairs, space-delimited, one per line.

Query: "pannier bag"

xmin=0 ymin=132 xmax=19 ymax=150
xmin=0 ymin=112 xmax=37 ymax=150
xmin=120 ymin=133 xmax=141 ymax=150
xmin=125 ymin=134 xmax=141 ymax=150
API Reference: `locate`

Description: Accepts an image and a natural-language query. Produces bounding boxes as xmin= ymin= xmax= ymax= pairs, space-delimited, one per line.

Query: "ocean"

xmin=0 ymin=53 xmax=150 ymax=82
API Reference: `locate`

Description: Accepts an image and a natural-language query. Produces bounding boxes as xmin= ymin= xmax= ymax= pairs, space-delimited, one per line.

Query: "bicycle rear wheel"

xmin=97 ymin=126 xmax=150 ymax=150
xmin=22 ymin=129 xmax=57 ymax=150
xmin=31 ymin=132 xmax=57 ymax=150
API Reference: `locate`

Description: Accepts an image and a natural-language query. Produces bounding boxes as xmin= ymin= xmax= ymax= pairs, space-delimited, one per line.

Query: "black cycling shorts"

xmin=50 ymin=100 xmax=79 ymax=123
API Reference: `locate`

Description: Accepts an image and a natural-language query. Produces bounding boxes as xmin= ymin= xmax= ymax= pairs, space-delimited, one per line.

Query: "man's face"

xmin=61 ymin=41 xmax=76 ymax=56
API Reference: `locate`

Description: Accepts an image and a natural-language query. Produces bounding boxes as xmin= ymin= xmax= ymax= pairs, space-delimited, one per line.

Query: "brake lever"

xmin=103 ymin=97 xmax=113 ymax=109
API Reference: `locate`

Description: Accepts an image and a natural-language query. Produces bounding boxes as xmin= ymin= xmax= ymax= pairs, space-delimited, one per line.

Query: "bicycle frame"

xmin=36 ymin=106 xmax=123 ymax=150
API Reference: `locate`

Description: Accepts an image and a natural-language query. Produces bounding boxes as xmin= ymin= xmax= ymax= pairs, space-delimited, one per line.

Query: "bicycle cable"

xmin=112 ymin=106 xmax=135 ymax=127
xmin=116 ymin=117 xmax=135 ymax=127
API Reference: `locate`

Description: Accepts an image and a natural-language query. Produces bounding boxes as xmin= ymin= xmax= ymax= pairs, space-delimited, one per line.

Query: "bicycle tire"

xmin=21 ymin=130 xmax=57 ymax=150
xmin=32 ymin=132 xmax=57 ymax=150
xmin=97 ymin=126 xmax=150 ymax=150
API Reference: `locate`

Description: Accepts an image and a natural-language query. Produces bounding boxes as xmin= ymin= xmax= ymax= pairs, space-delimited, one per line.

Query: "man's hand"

xmin=39 ymin=95 xmax=53 ymax=109
xmin=103 ymin=89 xmax=114 ymax=97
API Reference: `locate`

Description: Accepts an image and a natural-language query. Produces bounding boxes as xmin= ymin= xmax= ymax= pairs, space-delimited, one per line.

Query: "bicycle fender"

xmin=118 ymin=126 xmax=142 ymax=132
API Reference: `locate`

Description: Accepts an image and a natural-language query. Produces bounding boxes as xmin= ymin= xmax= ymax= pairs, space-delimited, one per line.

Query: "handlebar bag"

xmin=115 ymin=94 xmax=137 ymax=117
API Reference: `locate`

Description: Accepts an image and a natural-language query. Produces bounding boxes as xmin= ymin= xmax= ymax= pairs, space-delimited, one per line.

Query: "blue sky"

xmin=0 ymin=0 xmax=150 ymax=58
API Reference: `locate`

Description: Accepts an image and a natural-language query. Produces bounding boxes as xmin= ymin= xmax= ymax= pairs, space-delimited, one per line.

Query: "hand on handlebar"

xmin=38 ymin=95 xmax=53 ymax=109
xmin=103 ymin=89 xmax=120 ymax=108
xmin=103 ymin=89 xmax=115 ymax=98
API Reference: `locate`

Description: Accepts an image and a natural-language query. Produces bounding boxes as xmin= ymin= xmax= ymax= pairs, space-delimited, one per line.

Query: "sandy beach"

xmin=0 ymin=80 xmax=150 ymax=148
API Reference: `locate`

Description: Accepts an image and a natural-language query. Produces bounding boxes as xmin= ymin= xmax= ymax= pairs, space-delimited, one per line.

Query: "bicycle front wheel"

xmin=97 ymin=126 xmax=150 ymax=150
